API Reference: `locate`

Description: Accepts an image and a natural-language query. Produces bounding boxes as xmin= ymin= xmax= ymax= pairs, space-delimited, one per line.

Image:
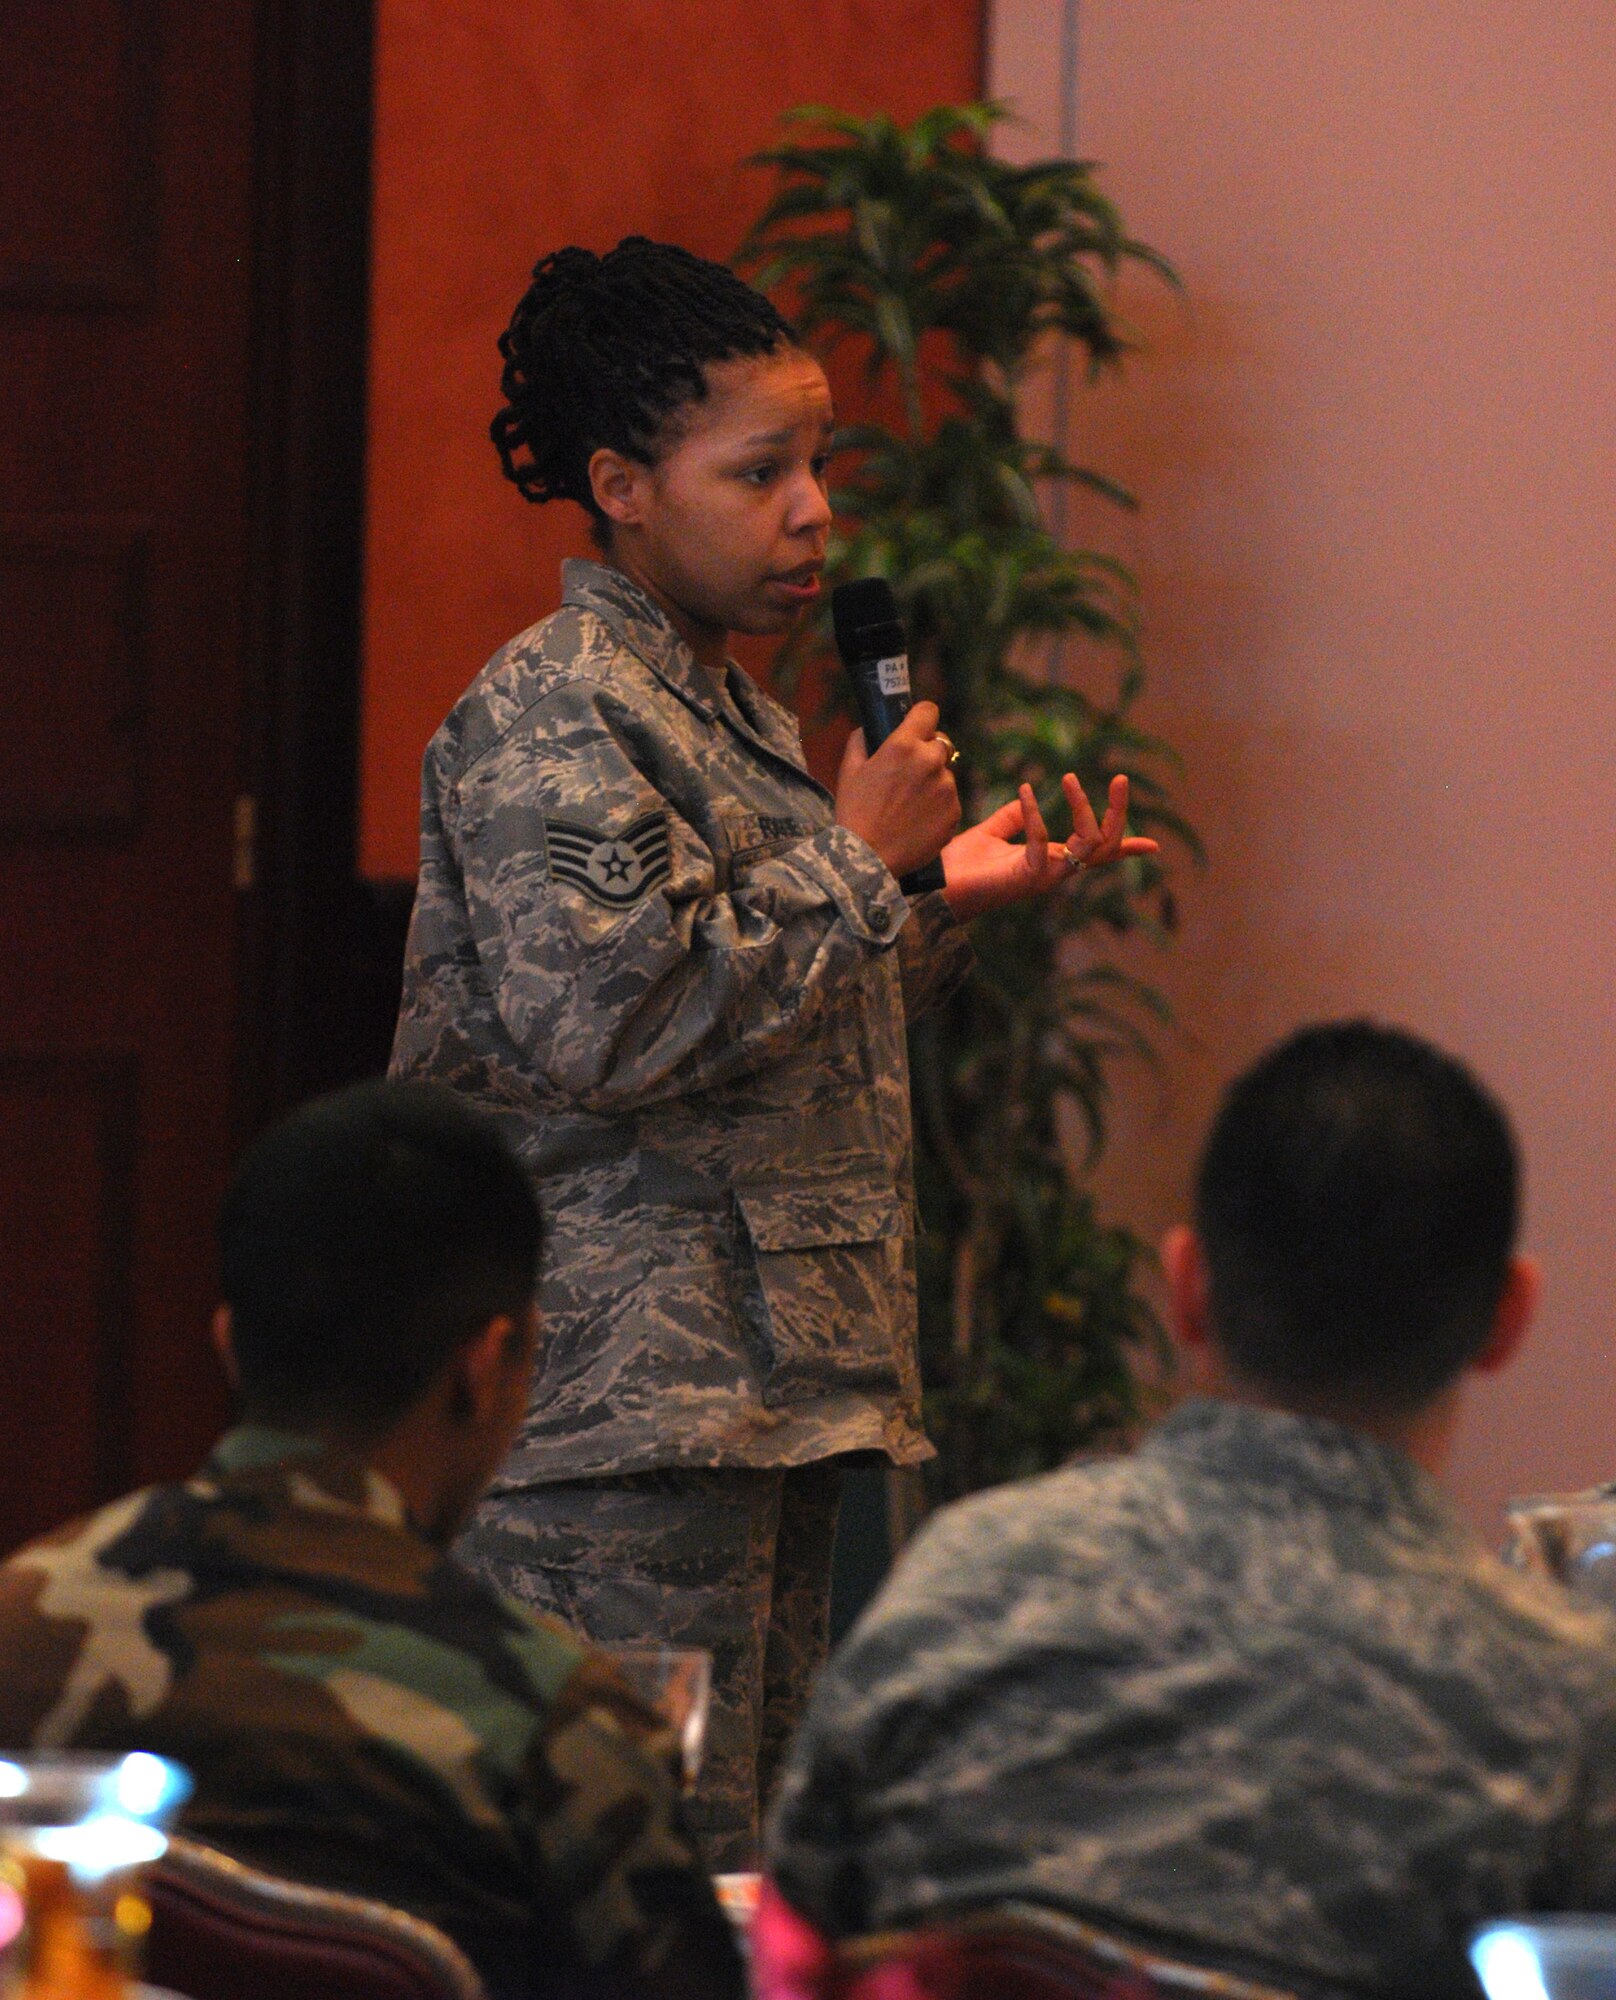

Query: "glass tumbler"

xmin=0 ymin=1752 xmax=191 ymax=2000
xmin=1504 ymin=1488 xmax=1616 ymax=1612
xmin=599 ymin=1645 xmax=713 ymax=1788
xmin=1472 ymin=1916 xmax=1616 ymax=2000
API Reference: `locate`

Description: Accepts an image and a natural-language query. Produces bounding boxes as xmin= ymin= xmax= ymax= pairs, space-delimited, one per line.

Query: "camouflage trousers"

xmin=456 ymin=1462 xmax=844 ymax=1871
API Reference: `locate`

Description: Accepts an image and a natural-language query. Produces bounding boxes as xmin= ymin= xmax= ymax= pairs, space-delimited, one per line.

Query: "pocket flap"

xmin=734 ymin=1179 xmax=906 ymax=1253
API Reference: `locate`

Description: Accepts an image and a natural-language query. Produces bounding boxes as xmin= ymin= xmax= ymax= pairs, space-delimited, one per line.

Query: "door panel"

xmin=0 ymin=517 xmax=152 ymax=836
xmin=0 ymin=0 xmax=158 ymax=309
xmin=0 ymin=0 xmax=261 ymax=1547
xmin=0 ymin=1055 xmax=137 ymax=1552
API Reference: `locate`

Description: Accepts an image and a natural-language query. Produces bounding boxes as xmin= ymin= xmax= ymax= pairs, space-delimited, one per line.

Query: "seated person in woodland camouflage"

xmin=0 ymin=1080 xmax=743 ymax=2000
xmin=764 ymin=1022 xmax=1616 ymax=2000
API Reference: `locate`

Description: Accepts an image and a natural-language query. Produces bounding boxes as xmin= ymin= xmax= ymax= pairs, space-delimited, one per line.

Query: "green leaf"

xmin=736 ymin=99 xmax=1199 ymax=1503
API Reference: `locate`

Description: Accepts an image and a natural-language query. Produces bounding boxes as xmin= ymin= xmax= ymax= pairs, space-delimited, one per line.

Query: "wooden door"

xmin=0 ymin=0 xmax=266 ymax=1548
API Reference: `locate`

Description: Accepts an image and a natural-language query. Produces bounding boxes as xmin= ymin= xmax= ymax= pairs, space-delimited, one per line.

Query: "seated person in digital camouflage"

xmin=764 ymin=1021 xmax=1616 ymax=2000
xmin=0 ymin=1080 xmax=743 ymax=2000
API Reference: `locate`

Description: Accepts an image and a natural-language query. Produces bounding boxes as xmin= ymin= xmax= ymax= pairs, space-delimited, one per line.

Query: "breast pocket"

xmin=732 ymin=1179 xmax=908 ymax=1406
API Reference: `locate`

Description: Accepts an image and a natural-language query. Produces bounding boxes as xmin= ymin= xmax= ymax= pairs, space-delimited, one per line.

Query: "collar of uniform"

xmin=718 ymin=648 xmax=811 ymax=768
xmin=204 ymin=1425 xmax=411 ymax=1530
xmin=561 ymin=557 xmax=723 ymax=723
xmin=208 ymin=1423 xmax=325 ymax=1472
xmin=1146 ymin=1395 xmax=1459 ymax=1533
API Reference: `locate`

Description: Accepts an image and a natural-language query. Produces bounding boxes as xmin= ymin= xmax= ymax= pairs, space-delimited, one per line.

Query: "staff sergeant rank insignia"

xmin=544 ymin=811 xmax=672 ymax=909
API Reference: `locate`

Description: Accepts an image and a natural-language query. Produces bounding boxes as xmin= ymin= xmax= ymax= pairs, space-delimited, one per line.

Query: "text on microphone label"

xmin=876 ymin=655 xmax=911 ymax=697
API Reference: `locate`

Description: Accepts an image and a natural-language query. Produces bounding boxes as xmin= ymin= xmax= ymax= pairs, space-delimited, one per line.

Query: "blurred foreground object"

xmin=1472 ymin=1919 xmax=1616 ymax=2000
xmin=144 ymin=1835 xmax=486 ymax=2000
xmin=750 ymin=1881 xmax=1302 ymax=2000
xmin=598 ymin=1646 xmax=714 ymax=1789
xmin=1506 ymin=1489 xmax=1616 ymax=1612
xmin=0 ymin=1752 xmax=190 ymax=2000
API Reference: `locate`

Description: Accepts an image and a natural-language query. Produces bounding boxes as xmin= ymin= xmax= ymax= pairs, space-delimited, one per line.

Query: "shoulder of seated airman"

xmin=473 ymin=603 xmax=631 ymax=709
xmin=429 ymin=606 xmax=656 ymax=775
xmin=900 ymin=1456 xmax=1137 ymax=1572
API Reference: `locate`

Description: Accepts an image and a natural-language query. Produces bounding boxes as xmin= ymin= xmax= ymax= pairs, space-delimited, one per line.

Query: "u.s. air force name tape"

xmin=544 ymin=811 xmax=672 ymax=908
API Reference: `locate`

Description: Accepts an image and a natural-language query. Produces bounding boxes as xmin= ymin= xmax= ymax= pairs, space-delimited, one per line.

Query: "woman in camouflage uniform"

xmin=389 ymin=238 xmax=1155 ymax=1866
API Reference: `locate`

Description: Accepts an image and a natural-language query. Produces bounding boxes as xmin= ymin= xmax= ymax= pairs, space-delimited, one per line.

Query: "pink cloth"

xmin=751 ymin=1880 xmax=954 ymax=2000
xmin=750 ymin=1876 xmax=1195 ymax=2000
xmin=752 ymin=1879 xmax=841 ymax=2000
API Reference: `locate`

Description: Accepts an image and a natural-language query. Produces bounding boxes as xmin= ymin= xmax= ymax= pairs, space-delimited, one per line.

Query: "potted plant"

xmin=739 ymin=103 xmax=1199 ymax=1505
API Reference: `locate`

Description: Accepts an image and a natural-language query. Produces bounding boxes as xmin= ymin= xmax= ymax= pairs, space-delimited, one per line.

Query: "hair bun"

xmin=521 ymin=245 xmax=603 ymax=315
xmin=491 ymin=236 xmax=799 ymax=520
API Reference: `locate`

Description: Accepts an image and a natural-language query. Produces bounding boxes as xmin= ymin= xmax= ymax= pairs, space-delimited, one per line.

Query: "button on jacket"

xmin=391 ymin=560 xmax=974 ymax=1482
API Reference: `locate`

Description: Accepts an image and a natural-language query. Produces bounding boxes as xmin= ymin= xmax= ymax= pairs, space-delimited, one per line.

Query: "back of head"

xmin=218 ymin=1080 xmax=541 ymax=1437
xmin=490 ymin=235 xmax=798 ymax=537
xmin=1196 ymin=1021 xmax=1518 ymax=1408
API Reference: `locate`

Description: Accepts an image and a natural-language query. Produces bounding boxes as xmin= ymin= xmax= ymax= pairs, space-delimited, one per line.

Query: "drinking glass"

xmin=0 ymin=1752 xmax=191 ymax=2000
xmin=599 ymin=1645 xmax=712 ymax=1787
xmin=1504 ymin=1488 xmax=1616 ymax=1612
xmin=1472 ymin=1917 xmax=1616 ymax=2000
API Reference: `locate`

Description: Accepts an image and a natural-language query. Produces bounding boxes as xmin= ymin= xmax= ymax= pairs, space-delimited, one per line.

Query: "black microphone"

xmin=830 ymin=578 xmax=947 ymax=896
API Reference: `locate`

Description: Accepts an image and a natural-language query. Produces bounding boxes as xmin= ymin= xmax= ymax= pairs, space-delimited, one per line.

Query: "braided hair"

xmin=491 ymin=237 xmax=799 ymax=538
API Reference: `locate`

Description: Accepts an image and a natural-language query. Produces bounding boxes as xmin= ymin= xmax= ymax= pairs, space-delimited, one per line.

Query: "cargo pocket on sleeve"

xmin=732 ymin=1179 xmax=908 ymax=1407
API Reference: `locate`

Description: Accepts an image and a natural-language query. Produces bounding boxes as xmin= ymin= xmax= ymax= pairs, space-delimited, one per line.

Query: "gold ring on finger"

xmin=936 ymin=731 xmax=961 ymax=766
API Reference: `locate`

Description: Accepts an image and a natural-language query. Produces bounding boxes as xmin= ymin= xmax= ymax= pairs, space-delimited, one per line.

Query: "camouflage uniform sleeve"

xmin=449 ymin=678 xmax=913 ymax=1111
xmin=763 ymin=1494 xmax=1010 ymax=1938
xmin=522 ymin=1655 xmax=746 ymax=1999
xmin=895 ymin=890 xmax=975 ymax=1023
xmin=1547 ymin=1697 xmax=1616 ymax=1909
xmin=763 ymin=1708 xmax=872 ymax=1941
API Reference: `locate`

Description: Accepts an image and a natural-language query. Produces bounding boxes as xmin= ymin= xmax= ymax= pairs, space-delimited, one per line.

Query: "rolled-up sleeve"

xmin=449 ymin=679 xmax=911 ymax=1112
xmin=895 ymin=890 xmax=975 ymax=1024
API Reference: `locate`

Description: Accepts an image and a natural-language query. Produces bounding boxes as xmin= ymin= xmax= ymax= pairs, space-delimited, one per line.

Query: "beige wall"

xmin=989 ymin=1 xmax=1616 ymax=1533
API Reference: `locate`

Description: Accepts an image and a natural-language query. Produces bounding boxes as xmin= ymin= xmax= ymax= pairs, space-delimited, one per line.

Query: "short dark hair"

xmin=1195 ymin=1021 xmax=1519 ymax=1407
xmin=218 ymin=1081 xmax=541 ymax=1435
xmin=490 ymin=236 xmax=798 ymax=542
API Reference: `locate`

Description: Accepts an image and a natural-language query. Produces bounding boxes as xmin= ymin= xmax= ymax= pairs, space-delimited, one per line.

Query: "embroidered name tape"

xmin=545 ymin=811 xmax=671 ymax=908
xmin=726 ymin=810 xmax=810 ymax=858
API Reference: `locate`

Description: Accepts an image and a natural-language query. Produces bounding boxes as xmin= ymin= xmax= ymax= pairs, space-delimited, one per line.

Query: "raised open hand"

xmin=939 ymin=772 xmax=1160 ymax=922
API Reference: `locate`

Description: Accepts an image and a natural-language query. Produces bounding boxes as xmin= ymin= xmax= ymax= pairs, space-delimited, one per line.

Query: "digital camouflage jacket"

xmin=768 ymin=1398 xmax=1616 ymax=2000
xmin=0 ymin=1428 xmax=744 ymax=2000
xmin=390 ymin=560 xmax=974 ymax=1482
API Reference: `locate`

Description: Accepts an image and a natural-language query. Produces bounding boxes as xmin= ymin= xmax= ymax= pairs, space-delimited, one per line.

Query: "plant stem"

xmin=899 ymin=354 xmax=925 ymax=445
xmin=740 ymin=103 xmax=1195 ymax=1502
xmin=950 ymin=1232 xmax=977 ymax=1362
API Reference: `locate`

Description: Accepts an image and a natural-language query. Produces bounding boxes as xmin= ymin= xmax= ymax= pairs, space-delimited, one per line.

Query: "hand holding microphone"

xmin=834 ymin=703 xmax=961 ymax=885
xmin=829 ymin=574 xmax=1163 ymax=921
xmin=830 ymin=579 xmax=959 ymax=892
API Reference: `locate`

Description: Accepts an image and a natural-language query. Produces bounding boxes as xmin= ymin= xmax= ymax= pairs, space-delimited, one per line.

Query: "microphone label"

xmin=876 ymin=654 xmax=911 ymax=697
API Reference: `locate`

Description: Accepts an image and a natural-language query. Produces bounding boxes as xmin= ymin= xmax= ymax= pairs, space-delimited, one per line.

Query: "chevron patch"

xmin=544 ymin=811 xmax=671 ymax=909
